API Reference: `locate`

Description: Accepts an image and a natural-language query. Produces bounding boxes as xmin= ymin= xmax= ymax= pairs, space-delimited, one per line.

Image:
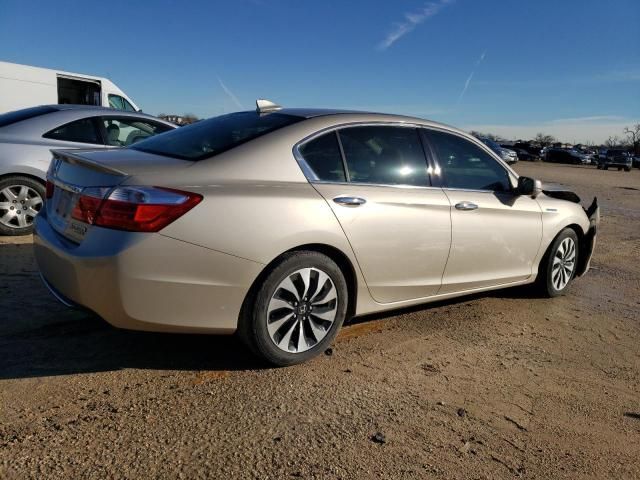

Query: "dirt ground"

xmin=1 ymin=162 xmax=639 ymax=479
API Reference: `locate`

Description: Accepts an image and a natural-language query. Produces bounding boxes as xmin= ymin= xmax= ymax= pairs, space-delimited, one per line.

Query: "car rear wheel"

xmin=624 ymin=167 xmax=631 ymax=172
xmin=238 ymin=251 xmax=348 ymax=366
xmin=537 ymin=228 xmax=579 ymax=297
xmin=0 ymin=176 xmax=45 ymax=236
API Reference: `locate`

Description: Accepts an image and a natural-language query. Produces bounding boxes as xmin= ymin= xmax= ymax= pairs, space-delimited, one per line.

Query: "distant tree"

xmin=182 ymin=113 xmax=200 ymax=124
xmin=605 ymin=135 xmax=622 ymax=148
xmin=533 ymin=133 xmax=556 ymax=147
xmin=623 ymin=123 xmax=640 ymax=153
xmin=469 ymin=131 xmax=503 ymax=142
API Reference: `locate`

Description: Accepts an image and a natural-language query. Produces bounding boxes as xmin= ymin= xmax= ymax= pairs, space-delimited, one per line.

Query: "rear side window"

xmin=337 ymin=126 xmax=428 ymax=186
xmin=0 ymin=106 xmax=58 ymax=128
xmin=425 ymin=129 xmax=510 ymax=191
xmin=132 ymin=111 xmax=304 ymax=161
xmin=43 ymin=118 xmax=102 ymax=145
xmin=101 ymin=117 xmax=173 ymax=146
xmin=298 ymin=132 xmax=346 ymax=182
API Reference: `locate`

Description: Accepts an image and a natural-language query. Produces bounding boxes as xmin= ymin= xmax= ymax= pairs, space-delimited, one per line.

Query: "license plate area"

xmin=48 ymin=183 xmax=89 ymax=243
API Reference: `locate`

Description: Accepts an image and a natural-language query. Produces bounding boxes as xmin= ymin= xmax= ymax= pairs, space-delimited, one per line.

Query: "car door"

xmin=298 ymin=125 xmax=451 ymax=304
xmin=422 ymin=128 xmax=543 ymax=294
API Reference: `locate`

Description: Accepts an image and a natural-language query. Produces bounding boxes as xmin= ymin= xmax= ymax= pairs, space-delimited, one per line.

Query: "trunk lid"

xmin=46 ymin=148 xmax=192 ymax=243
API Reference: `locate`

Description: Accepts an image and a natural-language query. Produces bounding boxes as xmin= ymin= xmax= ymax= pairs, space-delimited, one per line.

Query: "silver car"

xmin=34 ymin=100 xmax=599 ymax=366
xmin=0 ymin=105 xmax=176 ymax=235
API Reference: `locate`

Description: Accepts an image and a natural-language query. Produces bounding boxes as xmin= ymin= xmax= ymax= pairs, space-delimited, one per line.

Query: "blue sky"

xmin=1 ymin=0 xmax=638 ymax=142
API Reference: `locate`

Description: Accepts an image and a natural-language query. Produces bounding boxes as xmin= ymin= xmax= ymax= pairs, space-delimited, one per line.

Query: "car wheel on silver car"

xmin=239 ymin=251 xmax=348 ymax=366
xmin=538 ymin=228 xmax=579 ymax=297
xmin=0 ymin=176 xmax=45 ymax=236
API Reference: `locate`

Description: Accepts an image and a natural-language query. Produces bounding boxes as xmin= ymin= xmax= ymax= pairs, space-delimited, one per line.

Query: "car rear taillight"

xmin=71 ymin=187 xmax=111 ymax=225
xmin=101 ymin=187 xmax=201 ymax=232
xmin=72 ymin=186 xmax=202 ymax=232
xmin=45 ymin=180 xmax=54 ymax=199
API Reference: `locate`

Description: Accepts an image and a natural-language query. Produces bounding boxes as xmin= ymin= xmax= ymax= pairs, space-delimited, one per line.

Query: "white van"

xmin=0 ymin=61 xmax=140 ymax=114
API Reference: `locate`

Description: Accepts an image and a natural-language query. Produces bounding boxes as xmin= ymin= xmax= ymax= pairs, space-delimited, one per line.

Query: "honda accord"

xmin=34 ymin=100 xmax=599 ymax=366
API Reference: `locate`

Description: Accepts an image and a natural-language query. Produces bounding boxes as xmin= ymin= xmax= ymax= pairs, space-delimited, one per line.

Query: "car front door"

xmin=423 ymin=128 xmax=543 ymax=294
xmin=299 ymin=125 xmax=451 ymax=304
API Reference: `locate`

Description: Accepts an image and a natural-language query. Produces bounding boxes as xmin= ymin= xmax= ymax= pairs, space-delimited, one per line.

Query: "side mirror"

xmin=517 ymin=176 xmax=542 ymax=198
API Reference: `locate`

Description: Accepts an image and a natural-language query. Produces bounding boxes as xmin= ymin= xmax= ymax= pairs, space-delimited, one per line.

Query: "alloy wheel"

xmin=0 ymin=185 xmax=44 ymax=230
xmin=266 ymin=267 xmax=338 ymax=353
xmin=552 ymin=237 xmax=576 ymax=291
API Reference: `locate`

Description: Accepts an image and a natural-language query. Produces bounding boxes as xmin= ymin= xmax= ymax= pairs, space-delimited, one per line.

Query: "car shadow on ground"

xmin=1 ymin=309 xmax=268 ymax=380
xmin=0 ymin=241 xmax=543 ymax=380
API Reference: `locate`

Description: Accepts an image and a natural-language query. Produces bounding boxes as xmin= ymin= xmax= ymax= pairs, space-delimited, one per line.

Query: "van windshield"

xmin=0 ymin=106 xmax=58 ymax=128
xmin=131 ymin=111 xmax=303 ymax=160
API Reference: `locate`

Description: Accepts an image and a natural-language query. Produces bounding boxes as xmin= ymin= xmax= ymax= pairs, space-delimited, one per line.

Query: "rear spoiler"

xmin=50 ymin=149 xmax=128 ymax=176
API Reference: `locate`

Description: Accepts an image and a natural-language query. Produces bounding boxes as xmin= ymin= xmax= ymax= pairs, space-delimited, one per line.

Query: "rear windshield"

xmin=0 ymin=105 xmax=58 ymax=128
xmin=131 ymin=111 xmax=303 ymax=160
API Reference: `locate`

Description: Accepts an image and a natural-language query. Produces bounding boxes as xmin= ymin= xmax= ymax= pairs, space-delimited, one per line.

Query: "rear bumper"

xmin=33 ymin=211 xmax=264 ymax=333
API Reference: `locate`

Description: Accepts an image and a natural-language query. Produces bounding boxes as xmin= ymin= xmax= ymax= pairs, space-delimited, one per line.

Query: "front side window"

xmin=425 ymin=129 xmax=511 ymax=191
xmin=131 ymin=111 xmax=304 ymax=161
xmin=102 ymin=117 xmax=173 ymax=147
xmin=337 ymin=126 xmax=428 ymax=186
xmin=298 ymin=132 xmax=346 ymax=182
xmin=108 ymin=94 xmax=136 ymax=111
xmin=43 ymin=118 xmax=102 ymax=145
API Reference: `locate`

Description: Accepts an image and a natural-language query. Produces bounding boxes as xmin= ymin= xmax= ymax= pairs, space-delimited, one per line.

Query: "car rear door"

xmin=299 ymin=125 xmax=451 ymax=304
xmin=422 ymin=128 xmax=543 ymax=294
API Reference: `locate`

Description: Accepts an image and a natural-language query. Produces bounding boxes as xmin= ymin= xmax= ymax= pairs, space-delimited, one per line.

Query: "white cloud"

xmin=217 ymin=76 xmax=243 ymax=110
xmin=378 ymin=0 xmax=454 ymax=50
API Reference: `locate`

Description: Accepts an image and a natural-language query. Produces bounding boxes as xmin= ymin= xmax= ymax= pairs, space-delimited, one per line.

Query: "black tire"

xmin=596 ymin=164 xmax=602 ymax=170
xmin=618 ymin=167 xmax=623 ymax=171
xmin=0 ymin=176 xmax=46 ymax=236
xmin=604 ymin=165 xmax=609 ymax=170
xmin=536 ymin=228 xmax=579 ymax=298
xmin=624 ymin=167 xmax=631 ymax=172
xmin=238 ymin=251 xmax=348 ymax=366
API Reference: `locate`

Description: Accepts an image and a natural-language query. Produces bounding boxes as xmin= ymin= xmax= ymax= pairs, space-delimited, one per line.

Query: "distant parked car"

xmin=0 ymin=105 xmax=176 ymax=235
xmin=545 ymin=148 xmax=589 ymax=165
xmin=511 ymin=147 xmax=538 ymax=161
xmin=632 ymin=155 xmax=640 ymax=169
xmin=597 ymin=149 xmax=632 ymax=171
xmin=479 ymin=137 xmax=518 ymax=164
xmin=513 ymin=142 xmax=542 ymax=157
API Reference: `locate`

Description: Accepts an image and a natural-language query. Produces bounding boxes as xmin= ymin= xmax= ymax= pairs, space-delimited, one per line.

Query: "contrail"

xmin=217 ymin=76 xmax=243 ymax=109
xmin=378 ymin=0 xmax=455 ymax=50
xmin=457 ymin=50 xmax=487 ymax=104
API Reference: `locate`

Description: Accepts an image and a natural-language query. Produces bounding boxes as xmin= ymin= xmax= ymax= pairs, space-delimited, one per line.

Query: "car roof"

xmin=0 ymin=105 xmax=176 ymax=137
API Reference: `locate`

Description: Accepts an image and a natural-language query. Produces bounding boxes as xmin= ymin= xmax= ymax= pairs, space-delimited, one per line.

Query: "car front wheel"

xmin=239 ymin=251 xmax=348 ymax=366
xmin=538 ymin=228 xmax=579 ymax=297
xmin=0 ymin=176 xmax=45 ymax=236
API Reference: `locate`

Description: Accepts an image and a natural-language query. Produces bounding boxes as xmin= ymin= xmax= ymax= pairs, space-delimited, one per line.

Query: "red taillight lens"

xmin=94 ymin=187 xmax=202 ymax=232
xmin=45 ymin=180 xmax=54 ymax=199
xmin=71 ymin=194 xmax=103 ymax=224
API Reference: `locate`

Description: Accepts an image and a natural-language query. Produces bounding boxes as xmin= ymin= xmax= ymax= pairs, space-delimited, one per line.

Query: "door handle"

xmin=333 ymin=196 xmax=367 ymax=207
xmin=455 ymin=201 xmax=478 ymax=211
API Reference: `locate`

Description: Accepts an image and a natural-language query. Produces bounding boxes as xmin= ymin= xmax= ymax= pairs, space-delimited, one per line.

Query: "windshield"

xmin=131 ymin=111 xmax=304 ymax=160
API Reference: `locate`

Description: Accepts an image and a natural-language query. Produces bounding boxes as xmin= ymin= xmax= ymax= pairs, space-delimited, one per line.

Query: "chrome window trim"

xmin=292 ymin=121 xmax=434 ymax=188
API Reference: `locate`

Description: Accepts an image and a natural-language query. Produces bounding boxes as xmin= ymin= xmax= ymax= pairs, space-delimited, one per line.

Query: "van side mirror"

xmin=517 ymin=176 xmax=542 ymax=198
